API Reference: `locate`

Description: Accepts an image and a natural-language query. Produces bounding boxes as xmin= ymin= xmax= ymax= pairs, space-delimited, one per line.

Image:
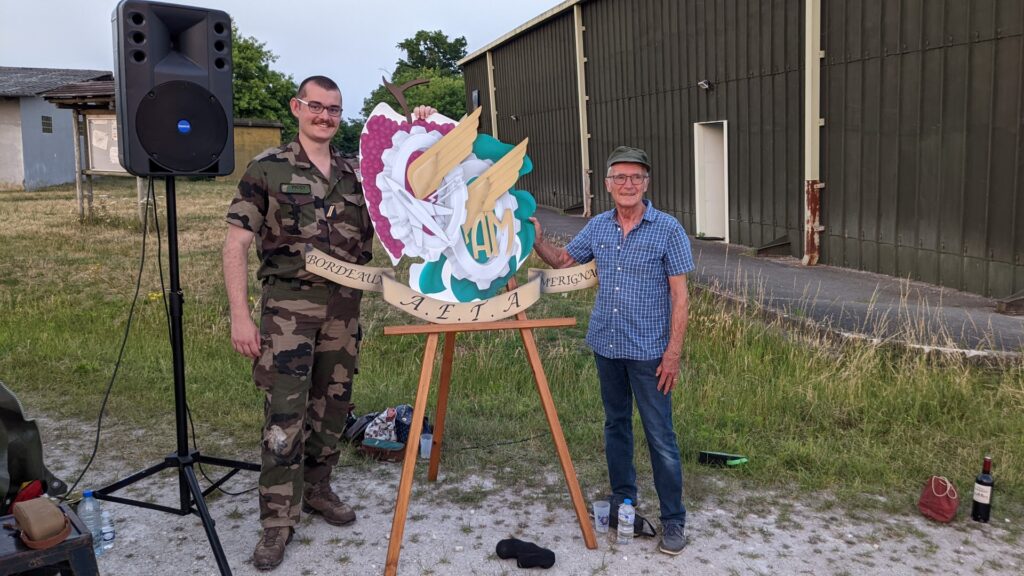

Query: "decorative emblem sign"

xmin=306 ymin=85 xmax=597 ymax=323
xmin=360 ymin=104 xmax=535 ymax=302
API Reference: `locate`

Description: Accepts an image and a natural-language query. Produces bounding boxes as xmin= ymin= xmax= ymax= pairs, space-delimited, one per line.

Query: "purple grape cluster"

xmin=358 ymin=115 xmax=458 ymax=257
xmin=359 ymin=115 xmax=403 ymax=248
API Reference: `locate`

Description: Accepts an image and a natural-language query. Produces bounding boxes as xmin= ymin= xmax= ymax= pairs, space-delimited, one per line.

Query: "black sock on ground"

xmin=495 ymin=538 xmax=527 ymax=559
xmin=517 ymin=550 xmax=556 ymax=569
xmin=495 ymin=538 xmax=556 ymax=569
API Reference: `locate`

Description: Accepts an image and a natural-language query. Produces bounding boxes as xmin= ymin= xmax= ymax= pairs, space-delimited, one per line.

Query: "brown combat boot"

xmin=252 ymin=526 xmax=293 ymax=571
xmin=302 ymin=479 xmax=356 ymax=526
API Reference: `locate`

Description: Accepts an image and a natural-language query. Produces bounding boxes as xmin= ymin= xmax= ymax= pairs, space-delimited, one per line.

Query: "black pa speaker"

xmin=113 ymin=0 xmax=234 ymax=176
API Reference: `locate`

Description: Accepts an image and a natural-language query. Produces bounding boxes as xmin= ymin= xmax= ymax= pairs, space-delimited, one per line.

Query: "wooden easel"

xmin=382 ymin=306 xmax=598 ymax=575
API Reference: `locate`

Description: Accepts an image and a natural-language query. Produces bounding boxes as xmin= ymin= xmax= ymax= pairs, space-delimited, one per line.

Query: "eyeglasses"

xmin=295 ymin=98 xmax=342 ymax=117
xmin=606 ymin=174 xmax=649 ymax=185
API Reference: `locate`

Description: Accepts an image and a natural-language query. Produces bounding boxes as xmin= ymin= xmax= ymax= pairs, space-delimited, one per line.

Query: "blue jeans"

xmin=595 ymin=353 xmax=686 ymax=526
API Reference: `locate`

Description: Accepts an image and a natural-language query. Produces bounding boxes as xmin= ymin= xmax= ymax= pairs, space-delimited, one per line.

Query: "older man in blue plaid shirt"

xmin=531 ymin=146 xmax=693 ymax=556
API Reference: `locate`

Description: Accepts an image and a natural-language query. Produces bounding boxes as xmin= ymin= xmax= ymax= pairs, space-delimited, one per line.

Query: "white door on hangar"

xmin=693 ymin=121 xmax=729 ymax=241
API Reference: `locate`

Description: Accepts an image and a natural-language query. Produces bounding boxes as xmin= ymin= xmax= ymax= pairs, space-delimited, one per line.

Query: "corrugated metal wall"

xmin=462 ymin=58 xmax=492 ymax=135
xmin=462 ymin=0 xmax=805 ymax=248
xmin=462 ymin=0 xmax=1024 ymax=297
xmin=583 ymin=0 xmax=805 ymax=253
xmin=462 ymin=14 xmax=582 ymax=211
xmin=821 ymin=0 xmax=1024 ymax=297
xmin=489 ymin=13 xmax=583 ymax=212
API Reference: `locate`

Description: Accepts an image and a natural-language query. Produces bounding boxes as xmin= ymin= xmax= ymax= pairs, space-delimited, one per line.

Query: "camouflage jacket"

xmin=226 ymin=139 xmax=373 ymax=282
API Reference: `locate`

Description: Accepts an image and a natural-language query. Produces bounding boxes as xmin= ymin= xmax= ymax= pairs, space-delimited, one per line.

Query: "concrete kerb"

xmin=691 ymin=280 xmax=1022 ymax=366
xmin=530 ymin=206 xmax=1021 ymax=364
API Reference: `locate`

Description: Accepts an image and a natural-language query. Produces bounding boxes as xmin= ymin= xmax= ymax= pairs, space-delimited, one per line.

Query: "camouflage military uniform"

xmin=226 ymin=139 xmax=373 ymax=529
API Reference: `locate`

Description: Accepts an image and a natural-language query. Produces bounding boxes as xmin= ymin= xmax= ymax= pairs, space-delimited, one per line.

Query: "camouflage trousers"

xmin=254 ymin=278 xmax=362 ymax=528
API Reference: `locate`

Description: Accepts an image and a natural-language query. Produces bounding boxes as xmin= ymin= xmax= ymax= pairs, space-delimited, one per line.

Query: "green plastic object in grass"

xmin=698 ymin=450 xmax=748 ymax=467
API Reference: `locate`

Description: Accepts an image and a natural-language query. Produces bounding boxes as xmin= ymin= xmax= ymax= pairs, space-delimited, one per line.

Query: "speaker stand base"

xmin=94 ymin=451 xmax=259 ymax=575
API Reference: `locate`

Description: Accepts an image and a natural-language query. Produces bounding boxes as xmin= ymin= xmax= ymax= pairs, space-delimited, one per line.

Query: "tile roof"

xmin=40 ymin=79 xmax=115 ymax=99
xmin=0 ymin=67 xmax=112 ymax=97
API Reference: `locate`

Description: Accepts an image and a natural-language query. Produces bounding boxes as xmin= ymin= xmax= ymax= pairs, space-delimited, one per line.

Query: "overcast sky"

xmin=0 ymin=0 xmax=563 ymax=119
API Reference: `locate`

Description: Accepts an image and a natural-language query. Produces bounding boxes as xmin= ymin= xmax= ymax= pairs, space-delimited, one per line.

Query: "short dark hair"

xmin=296 ymin=76 xmax=340 ymax=98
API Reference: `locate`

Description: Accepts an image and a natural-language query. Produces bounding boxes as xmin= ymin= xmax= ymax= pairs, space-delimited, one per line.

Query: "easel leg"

xmin=428 ymin=332 xmax=457 ymax=481
xmin=520 ymin=327 xmax=598 ymax=549
xmin=385 ymin=332 xmax=439 ymax=576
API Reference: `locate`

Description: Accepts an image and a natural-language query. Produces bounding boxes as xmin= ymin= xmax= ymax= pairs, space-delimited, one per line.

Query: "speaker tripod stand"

xmin=94 ymin=177 xmax=259 ymax=576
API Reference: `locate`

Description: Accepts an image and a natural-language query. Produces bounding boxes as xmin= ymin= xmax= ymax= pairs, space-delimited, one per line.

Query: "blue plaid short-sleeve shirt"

xmin=565 ymin=199 xmax=694 ymax=360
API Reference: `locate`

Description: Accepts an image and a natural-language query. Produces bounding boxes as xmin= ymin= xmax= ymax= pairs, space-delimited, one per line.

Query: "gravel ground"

xmin=28 ymin=416 xmax=1024 ymax=576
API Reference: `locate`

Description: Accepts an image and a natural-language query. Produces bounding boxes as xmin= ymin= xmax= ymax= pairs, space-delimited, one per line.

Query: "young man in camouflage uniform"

xmin=223 ymin=73 xmax=436 ymax=570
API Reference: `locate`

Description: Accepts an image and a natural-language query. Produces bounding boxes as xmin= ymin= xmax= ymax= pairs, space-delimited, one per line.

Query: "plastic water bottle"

xmin=100 ymin=509 xmax=115 ymax=552
xmin=616 ymin=499 xmax=635 ymax=544
xmin=78 ymin=490 xmax=104 ymax=556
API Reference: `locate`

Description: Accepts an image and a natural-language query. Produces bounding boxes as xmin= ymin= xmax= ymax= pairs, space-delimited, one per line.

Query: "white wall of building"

xmin=0 ymin=98 xmax=25 ymax=190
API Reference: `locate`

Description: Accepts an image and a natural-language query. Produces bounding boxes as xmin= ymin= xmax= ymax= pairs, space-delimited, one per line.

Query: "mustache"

xmin=313 ymin=118 xmax=337 ymax=127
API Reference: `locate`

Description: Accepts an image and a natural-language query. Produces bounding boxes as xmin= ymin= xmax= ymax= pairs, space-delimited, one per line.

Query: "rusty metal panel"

xmin=461 ymin=58 xmax=492 ymax=135
xmin=488 ymin=11 xmax=582 ymax=212
xmin=822 ymin=0 xmax=1024 ymax=297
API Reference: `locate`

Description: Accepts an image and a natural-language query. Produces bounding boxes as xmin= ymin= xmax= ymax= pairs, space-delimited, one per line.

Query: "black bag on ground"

xmin=343 ymin=412 xmax=379 ymax=444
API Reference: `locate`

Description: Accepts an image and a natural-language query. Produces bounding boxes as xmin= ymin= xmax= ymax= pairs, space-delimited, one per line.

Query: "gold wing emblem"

xmin=462 ymin=137 xmax=529 ymax=237
xmin=406 ymin=107 xmax=482 ymax=200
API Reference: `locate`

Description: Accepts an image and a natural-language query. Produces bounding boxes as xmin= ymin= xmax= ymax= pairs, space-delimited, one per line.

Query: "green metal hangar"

xmin=460 ymin=0 xmax=1024 ymax=299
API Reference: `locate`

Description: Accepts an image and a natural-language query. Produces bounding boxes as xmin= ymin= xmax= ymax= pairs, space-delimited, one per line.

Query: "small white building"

xmin=0 ymin=67 xmax=111 ymax=191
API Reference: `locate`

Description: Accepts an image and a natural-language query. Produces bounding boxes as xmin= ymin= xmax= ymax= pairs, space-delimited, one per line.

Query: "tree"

xmin=361 ymin=68 xmax=466 ymax=120
xmin=394 ymin=30 xmax=468 ymax=77
xmin=230 ymin=27 xmax=363 ymax=155
xmin=361 ymin=30 xmax=469 ymax=120
xmin=232 ymin=26 xmax=298 ymax=140
xmin=332 ymin=119 xmax=364 ymax=156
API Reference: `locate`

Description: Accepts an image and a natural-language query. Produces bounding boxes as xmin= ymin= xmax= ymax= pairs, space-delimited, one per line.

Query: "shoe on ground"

xmin=253 ymin=526 xmax=294 ymax=571
xmin=659 ymin=523 xmax=687 ymax=555
xmin=302 ymin=478 xmax=356 ymax=526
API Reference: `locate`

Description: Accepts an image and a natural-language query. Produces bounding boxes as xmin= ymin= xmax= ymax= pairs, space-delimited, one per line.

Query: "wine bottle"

xmin=971 ymin=456 xmax=994 ymax=523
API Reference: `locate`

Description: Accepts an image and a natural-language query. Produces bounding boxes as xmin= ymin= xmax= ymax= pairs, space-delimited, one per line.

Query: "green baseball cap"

xmin=606 ymin=146 xmax=651 ymax=172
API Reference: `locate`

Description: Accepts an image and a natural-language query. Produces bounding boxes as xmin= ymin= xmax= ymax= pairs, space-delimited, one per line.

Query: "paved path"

xmin=534 ymin=207 xmax=1024 ymax=353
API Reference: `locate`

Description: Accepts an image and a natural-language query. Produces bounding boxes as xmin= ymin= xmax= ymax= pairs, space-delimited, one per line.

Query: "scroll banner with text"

xmin=305 ymin=248 xmax=597 ymax=324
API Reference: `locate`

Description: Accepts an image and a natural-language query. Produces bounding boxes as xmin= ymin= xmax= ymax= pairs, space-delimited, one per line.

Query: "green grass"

xmin=1 ymin=179 xmax=1022 ymax=519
